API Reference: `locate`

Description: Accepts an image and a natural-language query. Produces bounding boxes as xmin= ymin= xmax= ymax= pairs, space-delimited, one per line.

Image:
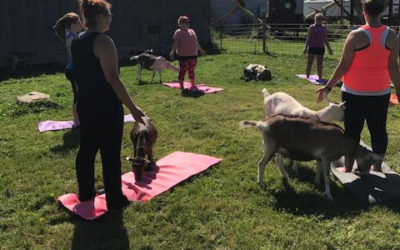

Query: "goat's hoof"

xmin=258 ymin=182 xmax=266 ymax=188
xmin=282 ymin=177 xmax=289 ymax=184
xmin=323 ymin=193 xmax=335 ymax=203
xmin=145 ymin=161 xmax=154 ymax=171
xmin=327 ymin=198 xmax=335 ymax=205
xmin=314 ymin=177 xmax=321 ymax=186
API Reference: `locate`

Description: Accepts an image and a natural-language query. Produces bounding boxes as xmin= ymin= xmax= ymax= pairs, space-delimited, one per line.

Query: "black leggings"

xmin=65 ymin=69 xmax=78 ymax=104
xmin=342 ymin=92 xmax=390 ymax=154
xmin=75 ymin=103 xmax=125 ymax=209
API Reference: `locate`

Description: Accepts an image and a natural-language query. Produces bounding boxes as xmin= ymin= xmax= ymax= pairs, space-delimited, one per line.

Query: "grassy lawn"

xmin=1 ymin=51 xmax=400 ymax=249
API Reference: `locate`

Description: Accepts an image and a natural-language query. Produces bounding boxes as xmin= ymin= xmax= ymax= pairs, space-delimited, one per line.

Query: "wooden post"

xmin=350 ymin=0 xmax=354 ymax=25
xmin=219 ymin=24 xmax=222 ymax=52
xmin=262 ymin=11 xmax=267 ymax=54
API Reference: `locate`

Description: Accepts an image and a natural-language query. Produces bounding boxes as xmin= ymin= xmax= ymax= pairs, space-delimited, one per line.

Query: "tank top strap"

xmin=359 ymin=25 xmax=389 ymax=48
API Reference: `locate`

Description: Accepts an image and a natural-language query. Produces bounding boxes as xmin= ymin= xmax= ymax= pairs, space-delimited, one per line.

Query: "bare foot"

xmin=336 ymin=166 xmax=352 ymax=173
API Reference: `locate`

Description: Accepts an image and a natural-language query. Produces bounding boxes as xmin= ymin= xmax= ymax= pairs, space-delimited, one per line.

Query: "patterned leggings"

xmin=178 ymin=58 xmax=197 ymax=83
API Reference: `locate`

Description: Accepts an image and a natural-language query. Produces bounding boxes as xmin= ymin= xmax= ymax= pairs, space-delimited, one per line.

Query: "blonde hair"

xmin=53 ymin=12 xmax=80 ymax=41
xmin=314 ymin=13 xmax=324 ymax=21
xmin=80 ymin=0 xmax=112 ymax=28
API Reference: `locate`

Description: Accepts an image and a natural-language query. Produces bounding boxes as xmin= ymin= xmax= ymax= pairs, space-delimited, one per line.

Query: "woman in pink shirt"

xmin=169 ymin=16 xmax=206 ymax=91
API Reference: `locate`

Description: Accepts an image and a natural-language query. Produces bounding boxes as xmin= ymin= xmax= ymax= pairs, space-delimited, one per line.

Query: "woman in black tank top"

xmin=72 ymin=0 xmax=145 ymax=211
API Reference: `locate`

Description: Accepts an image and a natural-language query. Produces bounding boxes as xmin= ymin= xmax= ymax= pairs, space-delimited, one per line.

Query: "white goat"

xmin=262 ymin=88 xmax=345 ymax=173
xmin=263 ymin=88 xmax=345 ymax=122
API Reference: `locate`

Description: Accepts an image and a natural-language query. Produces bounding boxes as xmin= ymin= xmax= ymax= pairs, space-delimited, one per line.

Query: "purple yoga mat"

xmin=38 ymin=114 xmax=135 ymax=132
xmin=296 ymin=74 xmax=328 ymax=85
xmin=162 ymin=82 xmax=224 ymax=93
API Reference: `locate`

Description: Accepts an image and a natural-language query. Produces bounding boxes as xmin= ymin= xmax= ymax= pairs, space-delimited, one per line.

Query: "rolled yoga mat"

xmin=38 ymin=114 xmax=135 ymax=132
xmin=162 ymin=82 xmax=224 ymax=93
xmin=58 ymin=151 xmax=222 ymax=220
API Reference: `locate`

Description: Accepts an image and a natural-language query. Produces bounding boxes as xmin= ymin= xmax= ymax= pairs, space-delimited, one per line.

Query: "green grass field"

xmin=1 ymin=52 xmax=400 ymax=249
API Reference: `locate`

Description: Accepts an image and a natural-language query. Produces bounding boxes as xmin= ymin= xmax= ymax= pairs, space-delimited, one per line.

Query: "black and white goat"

xmin=130 ymin=50 xmax=179 ymax=84
xmin=243 ymin=64 xmax=272 ymax=82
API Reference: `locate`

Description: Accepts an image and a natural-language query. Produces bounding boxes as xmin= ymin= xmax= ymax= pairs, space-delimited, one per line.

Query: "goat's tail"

xmin=262 ymin=88 xmax=270 ymax=99
xmin=168 ymin=63 xmax=179 ymax=73
xmin=240 ymin=120 xmax=269 ymax=132
xmin=161 ymin=57 xmax=179 ymax=72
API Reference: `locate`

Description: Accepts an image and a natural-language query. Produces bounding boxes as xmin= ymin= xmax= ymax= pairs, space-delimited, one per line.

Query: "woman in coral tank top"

xmin=316 ymin=0 xmax=400 ymax=173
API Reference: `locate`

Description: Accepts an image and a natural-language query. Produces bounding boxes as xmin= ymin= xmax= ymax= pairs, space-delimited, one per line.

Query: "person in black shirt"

xmin=72 ymin=0 xmax=145 ymax=211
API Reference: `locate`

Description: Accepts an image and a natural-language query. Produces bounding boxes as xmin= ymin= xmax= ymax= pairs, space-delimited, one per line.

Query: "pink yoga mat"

xmin=58 ymin=151 xmax=222 ymax=220
xmin=38 ymin=114 xmax=135 ymax=132
xmin=296 ymin=74 xmax=328 ymax=85
xmin=162 ymin=82 xmax=224 ymax=93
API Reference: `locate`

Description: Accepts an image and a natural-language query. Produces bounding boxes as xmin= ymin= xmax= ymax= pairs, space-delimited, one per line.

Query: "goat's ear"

xmin=339 ymin=101 xmax=346 ymax=108
xmin=126 ymin=157 xmax=134 ymax=162
xmin=323 ymin=93 xmax=332 ymax=103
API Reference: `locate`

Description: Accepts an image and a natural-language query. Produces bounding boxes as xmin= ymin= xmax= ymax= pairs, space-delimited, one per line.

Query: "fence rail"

xmin=214 ymin=23 xmax=399 ymax=58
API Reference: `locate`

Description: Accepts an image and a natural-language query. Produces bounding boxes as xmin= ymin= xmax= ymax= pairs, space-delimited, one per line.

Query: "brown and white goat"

xmin=127 ymin=117 xmax=158 ymax=181
xmin=240 ymin=115 xmax=381 ymax=201
xmin=262 ymin=88 xmax=345 ymax=173
xmin=130 ymin=50 xmax=179 ymax=84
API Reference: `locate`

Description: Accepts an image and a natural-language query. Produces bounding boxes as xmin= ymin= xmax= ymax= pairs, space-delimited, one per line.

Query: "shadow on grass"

xmin=269 ymin=164 xmax=400 ymax=218
xmin=3 ymin=101 xmax=62 ymax=117
xmin=270 ymin=164 xmax=363 ymax=218
xmin=50 ymin=128 xmax=80 ymax=155
xmin=181 ymin=90 xmax=205 ymax=98
xmin=0 ymin=63 xmax=65 ymax=82
xmin=264 ymin=51 xmax=277 ymax=58
xmin=71 ymin=211 xmax=129 ymax=250
xmin=137 ymin=80 xmax=164 ymax=85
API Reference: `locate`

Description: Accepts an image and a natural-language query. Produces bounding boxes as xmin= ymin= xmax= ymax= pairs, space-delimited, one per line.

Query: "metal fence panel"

xmin=214 ymin=23 xmax=398 ymax=59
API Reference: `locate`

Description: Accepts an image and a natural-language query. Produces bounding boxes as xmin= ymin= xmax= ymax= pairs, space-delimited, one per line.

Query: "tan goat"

xmin=241 ymin=115 xmax=381 ymax=201
xmin=262 ymin=88 xmax=345 ymax=173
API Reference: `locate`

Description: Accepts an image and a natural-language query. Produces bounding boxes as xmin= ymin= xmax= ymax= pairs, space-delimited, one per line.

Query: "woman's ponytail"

xmin=53 ymin=12 xmax=79 ymax=41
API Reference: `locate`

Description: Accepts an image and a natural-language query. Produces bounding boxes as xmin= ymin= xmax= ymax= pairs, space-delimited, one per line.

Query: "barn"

xmin=0 ymin=0 xmax=211 ymax=68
